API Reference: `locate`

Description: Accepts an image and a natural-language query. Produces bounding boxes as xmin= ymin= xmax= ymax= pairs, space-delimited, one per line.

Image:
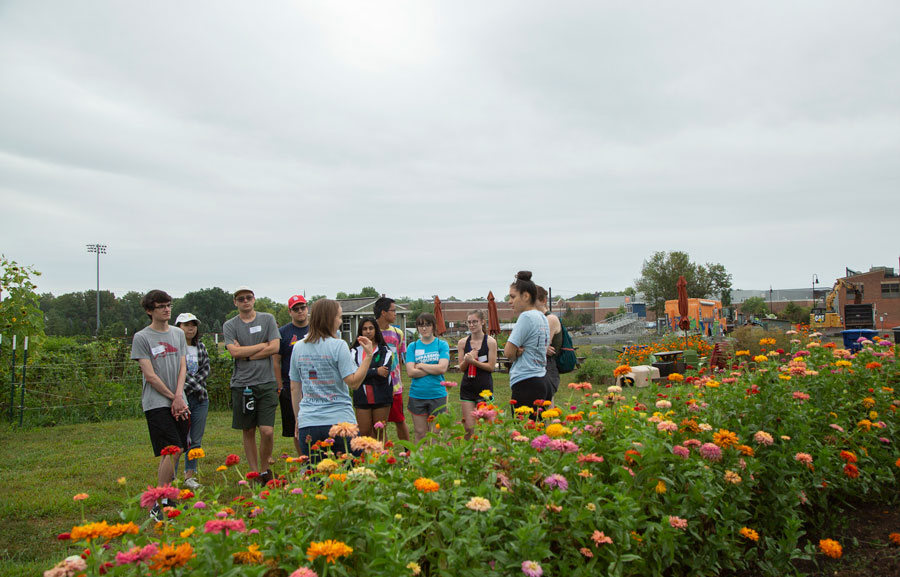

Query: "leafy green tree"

xmin=634 ymin=251 xmax=733 ymax=316
xmin=172 ymin=287 xmax=234 ymax=331
xmin=780 ymin=301 xmax=809 ymax=323
xmin=308 ymin=295 xmax=326 ymax=303
xmin=740 ymin=296 xmax=769 ymax=317
xmin=571 ymin=292 xmax=596 ymax=301
xmin=0 ymin=256 xmax=45 ymax=339
xmin=402 ymin=298 xmax=434 ymax=325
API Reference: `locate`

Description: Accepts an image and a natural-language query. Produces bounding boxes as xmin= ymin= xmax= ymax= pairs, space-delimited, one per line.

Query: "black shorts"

xmin=460 ymin=377 xmax=493 ymax=403
xmin=145 ymin=407 xmax=190 ymax=457
xmin=278 ymin=385 xmax=296 ymax=438
xmin=511 ymin=376 xmax=549 ymax=415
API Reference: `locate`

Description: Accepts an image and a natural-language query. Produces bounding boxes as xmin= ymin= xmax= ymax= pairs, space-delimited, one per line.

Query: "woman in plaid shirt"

xmin=175 ymin=313 xmax=210 ymax=489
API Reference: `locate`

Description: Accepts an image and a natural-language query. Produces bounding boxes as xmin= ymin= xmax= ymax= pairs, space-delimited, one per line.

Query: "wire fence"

xmin=0 ymin=335 xmax=233 ymax=427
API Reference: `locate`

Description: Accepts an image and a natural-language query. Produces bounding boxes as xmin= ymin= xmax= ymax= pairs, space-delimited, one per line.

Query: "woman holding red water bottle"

xmin=457 ymin=310 xmax=498 ymax=439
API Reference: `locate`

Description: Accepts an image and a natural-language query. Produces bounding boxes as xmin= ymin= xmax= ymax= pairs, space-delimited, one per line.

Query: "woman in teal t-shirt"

xmin=405 ymin=312 xmax=450 ymax=443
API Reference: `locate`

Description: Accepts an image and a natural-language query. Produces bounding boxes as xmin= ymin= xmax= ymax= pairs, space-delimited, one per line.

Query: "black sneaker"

xmin=149 ymin=504 xmax=163 ymax=522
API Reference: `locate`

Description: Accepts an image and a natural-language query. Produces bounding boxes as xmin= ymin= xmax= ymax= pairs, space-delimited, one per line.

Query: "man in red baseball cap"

xmin=272 ymin=294 xmax=309 ymax=456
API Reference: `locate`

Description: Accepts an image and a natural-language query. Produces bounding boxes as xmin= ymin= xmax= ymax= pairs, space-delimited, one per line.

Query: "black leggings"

xmin=511 ymin=376 xmax=550 ymax=414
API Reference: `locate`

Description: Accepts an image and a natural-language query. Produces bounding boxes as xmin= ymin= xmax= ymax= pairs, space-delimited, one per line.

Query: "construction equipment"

xmin=810 ymin=279 xmax=867 ymax=330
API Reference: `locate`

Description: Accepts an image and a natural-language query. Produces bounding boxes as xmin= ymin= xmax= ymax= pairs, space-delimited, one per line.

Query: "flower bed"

xmin=51 ymin=337 xmax=899 ymax=576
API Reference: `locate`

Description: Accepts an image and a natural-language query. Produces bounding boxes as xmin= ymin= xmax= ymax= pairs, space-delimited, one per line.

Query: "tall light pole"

xmin=86 ymin=244 xmax=107 ymax=337
xmin=812 ymin=274 xmax=819 ymax=309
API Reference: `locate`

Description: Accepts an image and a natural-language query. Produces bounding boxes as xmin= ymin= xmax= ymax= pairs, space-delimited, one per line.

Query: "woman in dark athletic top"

xmin=457 ymin=310 xmax=498 ymax=439
xmin=537 ymin=286 xmax=562 ymax=401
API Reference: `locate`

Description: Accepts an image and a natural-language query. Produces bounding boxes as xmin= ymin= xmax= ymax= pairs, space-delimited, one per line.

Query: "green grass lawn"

xmin=0 ymin=371 xmax=592 ymax=575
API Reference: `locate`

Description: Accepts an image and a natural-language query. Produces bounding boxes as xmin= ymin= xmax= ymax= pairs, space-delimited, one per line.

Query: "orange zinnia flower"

xmin=149 ymin=542 xmax=194 ymax=571
xmin=713 ymin=429 xmax=739 ymax=449
xmin=819 ymin=539 xmax=842 ymax=559
xmin=306 ymin=539 xmax=353 ymax=564
xmin=413 ymin=477 xmax=440 ymax=493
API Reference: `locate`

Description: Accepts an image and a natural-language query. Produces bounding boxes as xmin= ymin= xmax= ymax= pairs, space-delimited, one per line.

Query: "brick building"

xmin=835 ymin=266 xmax=900 ymax=331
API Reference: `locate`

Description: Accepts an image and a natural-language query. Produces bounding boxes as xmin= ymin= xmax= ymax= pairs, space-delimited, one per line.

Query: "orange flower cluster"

xmin=306 ymin=539 xmax=353 ymax=564
xmin=613 ymin=365 xmax=632 ymax=377
xmin=232 ymin=543 xmax=263 ymax=565
xmin=889 ymin=532 xmax=900 ymax=545
xmin=413 ymin=477 xmax=440 ymax=493
xmin=149 ymin=542 xmax=194 ymax=571
xmin=739 ymin=527 xmax=759 ymax=541
xmin=818 ymin=539 xmax=842 ymax=559
xmin=713 ymin=429 xmax=739 ymax=449
xmin=70 ymin=521 xmax=139 ymax=542
xmin=617 ymin=336 xmax=713 ymax=366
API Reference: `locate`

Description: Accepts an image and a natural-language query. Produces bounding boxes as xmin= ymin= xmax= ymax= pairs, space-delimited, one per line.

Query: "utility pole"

xmin=86 ymin=244 xmax=107 ymax=337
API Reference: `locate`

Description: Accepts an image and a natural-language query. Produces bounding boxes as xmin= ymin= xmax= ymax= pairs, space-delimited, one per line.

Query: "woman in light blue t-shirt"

xmin=289 ymin=299 xmax=374 ymax=462
xmin=504 ymin=271 xmax=550 ymax=413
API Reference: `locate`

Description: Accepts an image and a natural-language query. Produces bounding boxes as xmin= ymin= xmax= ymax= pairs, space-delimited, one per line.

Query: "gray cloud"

xmin=2 ymin=0 xmax=898 ymax=303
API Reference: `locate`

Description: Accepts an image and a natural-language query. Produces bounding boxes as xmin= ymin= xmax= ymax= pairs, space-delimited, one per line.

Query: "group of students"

xmin=130 ymin=271 xmax=561 ymax=512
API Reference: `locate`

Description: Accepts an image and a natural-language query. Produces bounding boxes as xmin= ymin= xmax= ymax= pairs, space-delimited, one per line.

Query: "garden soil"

xmin=794 ymin=501 xmax=900 ymax=577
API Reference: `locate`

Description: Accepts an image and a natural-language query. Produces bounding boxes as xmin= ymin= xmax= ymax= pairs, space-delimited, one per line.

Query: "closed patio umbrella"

xmin=487 ymin=291 xmax=501 ymax=336
xmin=677 ymin=276 xmax=690 ymax=331
xmin=433 ymin=296 xmax=447 ymax=336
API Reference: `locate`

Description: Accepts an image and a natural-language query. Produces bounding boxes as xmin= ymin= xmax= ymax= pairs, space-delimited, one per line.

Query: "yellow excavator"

xmin=810 ymin=279 xmax=863 ymax=329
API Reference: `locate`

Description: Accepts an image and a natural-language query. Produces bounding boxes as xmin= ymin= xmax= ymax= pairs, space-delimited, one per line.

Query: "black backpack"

xmin=555 ymin=324 xmax=577 ymax=373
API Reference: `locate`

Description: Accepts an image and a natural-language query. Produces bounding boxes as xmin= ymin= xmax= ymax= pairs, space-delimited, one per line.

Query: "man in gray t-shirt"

xmin=130 ymin=289 xmax=189 ymax=505
xmin=223 ymin=286 xmax=280 ymax=482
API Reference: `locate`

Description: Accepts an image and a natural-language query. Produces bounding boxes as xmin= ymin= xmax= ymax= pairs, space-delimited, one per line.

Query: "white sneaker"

xmin=184 ymin=477 xmax=201 ymax=490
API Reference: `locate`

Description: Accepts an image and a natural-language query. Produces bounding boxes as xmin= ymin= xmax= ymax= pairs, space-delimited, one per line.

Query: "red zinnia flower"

xmin=160 ymin=446 xmax=181 ymax=456
xmin=225 ymin=454 xmax=240 ymax=466
xmin=843 ymin=464 xmax=859 ymax=479
xmin=246 ymin=471 xmax=260 ymax=480
xmin=167 ymin=509 xmax=181 ymax=519
xmin=839 ymin=450 xmax=857 ymax=464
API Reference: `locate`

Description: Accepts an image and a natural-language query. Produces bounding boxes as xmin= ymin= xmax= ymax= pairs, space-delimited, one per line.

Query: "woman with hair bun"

xmin=504 ymin=271 xmax=550 ymax=410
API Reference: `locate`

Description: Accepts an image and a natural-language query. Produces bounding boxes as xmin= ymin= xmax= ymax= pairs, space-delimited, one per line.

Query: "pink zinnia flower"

xmin=794 ymin=452 xmax=813 ymax=465
xmin=657 ymin=421 xmax=678 ymax=432
xmin=829 ymin=424 xmax=845 ymax=433
xmin=139 ymin=485 xmax=179 ymax=510
xmin=547 ymin=439 xmax=579 ymax=453
xmin=591 ymin=530 xmax=613 ymax=545
xmin=792 ymin=391 xmax=810 ymax=402
xmin=193 ymin=501 xmax=207 ymax=509
xmin=669 ymin=516 xmax=688 ymax=530
xmin=683 ymin=438 xmax=701 ymax=448
xmin=753 ymin=431 xmax=774 ymax=446
xmin=203 ymin=518 xmax=247 ymax=535
xmin=543 ymin=474 xmax=569 ymax=491
xmin=530 ymin=435 xmax=551 ymax=451
xmin=115 ymin=543 xmax=158 ymax=566
xmin=672 ymin=445 xmax=690 ymax=459
xmin=698 ymin=443 xmax=722 ymax=462
xmin=521 ymin=560 xmax=543 ymax=577
xmin=289 ymin=568 xmax=319 ymax=577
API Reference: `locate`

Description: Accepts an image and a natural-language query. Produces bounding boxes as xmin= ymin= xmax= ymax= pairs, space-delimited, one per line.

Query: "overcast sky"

xmin=2 ymin=1 xmax=898 ymax=303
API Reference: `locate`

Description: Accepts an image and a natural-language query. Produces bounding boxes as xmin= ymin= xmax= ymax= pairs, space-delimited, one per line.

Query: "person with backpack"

xmin=537 ymin=286 xmax=562 ymax=400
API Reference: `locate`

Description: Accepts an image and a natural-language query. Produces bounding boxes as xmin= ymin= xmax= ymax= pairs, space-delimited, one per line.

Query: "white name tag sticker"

xmin=249 ymin=326 xmax=262 ymax=334
xmin=478 ymin=355 xmax=488 ymax=362
xmin=150 ymin=345 xmax=166 ymax=356
xmin=415 ymin=349 xmax=425 ymax=359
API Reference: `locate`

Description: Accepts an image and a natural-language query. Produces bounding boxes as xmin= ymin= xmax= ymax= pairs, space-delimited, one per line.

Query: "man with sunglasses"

xmin=223 ymin=286 xmax=281 ymax=484
xmin=272 ymin=294 xmax=309 ymax=456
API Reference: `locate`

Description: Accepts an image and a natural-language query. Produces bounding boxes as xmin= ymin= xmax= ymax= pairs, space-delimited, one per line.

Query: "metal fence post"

xmin=8 ymin=335 xmax=15 ymax=421
xmin=19 ymin=337 xmax=28 ymax=426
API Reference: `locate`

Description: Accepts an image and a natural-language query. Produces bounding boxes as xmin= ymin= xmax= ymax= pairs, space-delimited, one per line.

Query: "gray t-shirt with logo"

xmin=223 ymin=312 xmax=280 ymax=388
xmin=131 ymin=325 xmax=188 ymax=411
